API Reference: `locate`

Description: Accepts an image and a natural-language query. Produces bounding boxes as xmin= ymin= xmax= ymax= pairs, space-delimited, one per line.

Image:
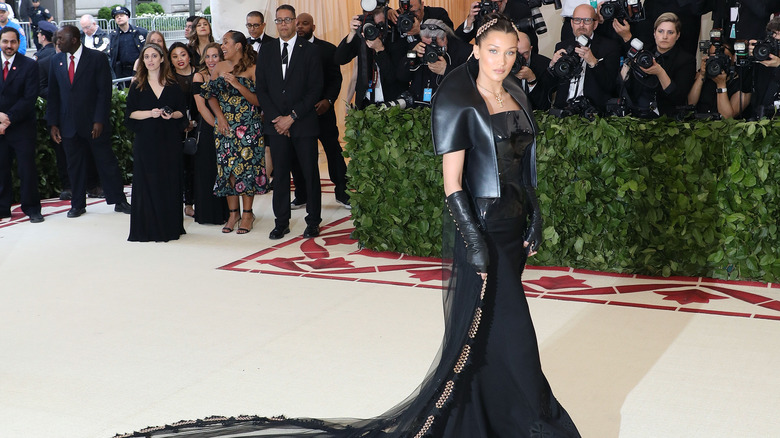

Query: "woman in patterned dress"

xmin=204 ymin=31 xmax=268 ymax=235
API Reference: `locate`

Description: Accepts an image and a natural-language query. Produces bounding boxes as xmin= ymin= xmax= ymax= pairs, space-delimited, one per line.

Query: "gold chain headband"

xmin=476 ymin=18 xmax=499 ymax=38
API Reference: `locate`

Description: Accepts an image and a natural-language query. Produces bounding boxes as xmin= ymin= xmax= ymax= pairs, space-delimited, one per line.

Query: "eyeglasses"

xmin=246 ymin=23 xmax=264 ymax=29
xmin=420 ymin=24 xmax=444 ymax=32
xmin=274 ymin=17 xmax=294 ymax=24
xmin=571 ymin=17 xmax=594 ymax=25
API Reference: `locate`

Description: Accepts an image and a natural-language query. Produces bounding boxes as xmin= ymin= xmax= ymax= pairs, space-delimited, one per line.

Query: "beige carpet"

xmin=1 ymin=179 xmax=779 ymax=438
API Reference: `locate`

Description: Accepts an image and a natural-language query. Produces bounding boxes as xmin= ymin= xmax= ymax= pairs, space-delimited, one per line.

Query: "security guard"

xmin=108 ymin=6 xmax=147 ymax=81
xmin=80 ymin=14 xmax=110 ymax=55
xmin=28 ymin=0 xmax=52 ymax=50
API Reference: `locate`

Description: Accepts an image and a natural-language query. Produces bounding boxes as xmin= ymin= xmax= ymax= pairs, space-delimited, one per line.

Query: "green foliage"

xmin=343 ymin=107 xmax=780 ymax=283
xmin=10 ymin=90 xmax=134 ymax=202
xmin=343 ymin=106 xmax=443 ymax=257
xmin=98 ymin=5 xmax=122 ymax=22
xmin=136 ymin=2 xmax=165 ymax=16
xmin=204 ymin=6 xmax=211 ymax=15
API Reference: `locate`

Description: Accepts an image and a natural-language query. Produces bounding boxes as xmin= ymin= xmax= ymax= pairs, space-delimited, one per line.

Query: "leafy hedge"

xmin=343 ymin=106 xmax=780 ymax=283
xmin=10 ymin=89 xmax=134 ymax=202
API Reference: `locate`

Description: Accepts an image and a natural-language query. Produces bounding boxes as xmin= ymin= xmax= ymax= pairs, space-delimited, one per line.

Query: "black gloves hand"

xmin=446 ymin=191 xmax=489 ymax=274
xmin=524 ymin=186 xmax=543 ymax=254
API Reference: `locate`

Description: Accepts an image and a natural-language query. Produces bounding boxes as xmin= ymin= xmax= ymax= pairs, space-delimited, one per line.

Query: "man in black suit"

xmin=293 ymin=12 xmax=350 ymax=209
xmin=548 ymin=4 xmax=621 ymax=113
xmin=0 ymin=27 xmax=43 ymax=223
xmin=246 ymin=11 xmax=276 ymax=55
xmin=334 ymin=7 xmax=408 ymax=109
xmin=47 ymin=25 xmax=130 ymax=218
xmin=256 ymin=5 xmax=324 ymax=239
xmin=513 ymin=31 xmax=555 ymax=110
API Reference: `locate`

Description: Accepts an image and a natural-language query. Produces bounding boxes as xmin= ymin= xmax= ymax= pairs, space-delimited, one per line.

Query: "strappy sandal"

xmin=222 ymin=208 xmax=239 ymax=233
xmin=237 ymin=209 xmax=255 ymax=235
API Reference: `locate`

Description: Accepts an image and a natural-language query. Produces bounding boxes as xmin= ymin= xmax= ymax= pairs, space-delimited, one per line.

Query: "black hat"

xmin=37 ymin=20 xmax=57 ymax=37
xmin=112 ymin=6 xmax=131 ymax=17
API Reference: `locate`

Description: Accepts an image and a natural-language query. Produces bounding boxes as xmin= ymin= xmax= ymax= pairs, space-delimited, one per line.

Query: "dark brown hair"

xmin=224 ymin=30 xmax=256 ymax=76
xmin=134 ymin=43 xmax=175 ymax=91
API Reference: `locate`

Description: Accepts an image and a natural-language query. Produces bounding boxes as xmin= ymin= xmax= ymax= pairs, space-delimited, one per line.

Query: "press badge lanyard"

xmin=423 ymin=78 xmax=433 ymax=102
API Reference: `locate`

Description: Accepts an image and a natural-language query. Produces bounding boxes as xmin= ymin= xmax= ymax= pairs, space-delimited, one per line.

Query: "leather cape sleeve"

xmin=430 ymin=63 xmax=476 ymax=156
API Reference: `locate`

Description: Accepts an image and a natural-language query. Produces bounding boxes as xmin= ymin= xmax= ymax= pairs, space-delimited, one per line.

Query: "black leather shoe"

xmin=303 ymin=224 xmax=320 ymax=238
xmin=114 ymin=201 xmax=132 ymax=214
xmin=29 ymin=212 xmax=44 ymax=223
xmin=59 ymin=190 xmax=72 ymax=201
xmin=290 ymin=198 xmax=306 ymax=210
xmin=269 ymin=225 xmax=290 ymax=240
xmin=67 ymin=207 xmax=86 ymax=218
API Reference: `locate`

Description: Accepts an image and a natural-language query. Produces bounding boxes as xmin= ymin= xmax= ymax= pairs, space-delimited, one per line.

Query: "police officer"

xmin=80 ymin=14 xmax=110 ymax=55
xmin=28 ymin=0 xmax=51 ymax=50
xmin=109 ymin=6 xmax=147 ymax=81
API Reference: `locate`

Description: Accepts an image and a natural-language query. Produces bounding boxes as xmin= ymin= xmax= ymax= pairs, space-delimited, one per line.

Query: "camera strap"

xmin=567 ymin=59 xmax=586 ymax=100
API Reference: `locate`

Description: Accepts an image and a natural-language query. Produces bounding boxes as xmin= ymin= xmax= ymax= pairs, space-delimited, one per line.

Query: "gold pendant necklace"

xmin=477 ymin=82 xmax=504 ymax=108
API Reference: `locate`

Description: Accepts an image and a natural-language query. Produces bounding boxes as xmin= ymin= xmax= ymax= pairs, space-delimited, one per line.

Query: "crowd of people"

xmin=3 ymin=0 xmax=780 ymax=235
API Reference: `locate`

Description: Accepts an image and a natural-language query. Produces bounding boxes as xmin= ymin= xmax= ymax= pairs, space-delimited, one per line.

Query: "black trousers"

xmin=292 ymin=108 xmax=347 ymax=201
xmin=0 ymin=134 xmax=41 ymax=216
xmin=267 ymin=134 xmax=321 ymax=228
xmin=62 ymin=133 xmax=127 ymax=210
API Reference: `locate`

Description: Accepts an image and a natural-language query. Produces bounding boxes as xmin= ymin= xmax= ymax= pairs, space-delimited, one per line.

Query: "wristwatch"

xmin=716 ymin=87 xmax=728 ymax=94
xmin=290 ymin=110 xmax=299 ymax=120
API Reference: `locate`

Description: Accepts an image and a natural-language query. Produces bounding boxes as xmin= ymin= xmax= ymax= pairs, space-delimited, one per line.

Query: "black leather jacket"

xmin=431 ymin=58 xmax=538 ymax=199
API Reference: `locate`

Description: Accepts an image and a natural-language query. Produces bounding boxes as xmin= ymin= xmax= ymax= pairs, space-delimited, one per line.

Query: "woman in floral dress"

xmin=204 ymin=30 xmax=267 ymax=235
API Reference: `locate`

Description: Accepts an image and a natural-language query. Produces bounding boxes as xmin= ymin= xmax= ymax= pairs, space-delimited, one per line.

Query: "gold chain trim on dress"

xmin=436 ymin=380 xmax=455 ymax=409
xmin=414 ymin=415 xmax=436 ymax=438
xmin=468 ymin=308 xmax=483 ymax=339
xmin=454 ymin=344 xmax=471 ymax=374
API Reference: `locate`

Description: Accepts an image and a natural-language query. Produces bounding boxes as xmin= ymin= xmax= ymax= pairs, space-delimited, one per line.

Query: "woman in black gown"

xmin=114 ymin=14 xmax=580 ymax=438
xmin=191 ymin=42 xmax=229 ymax=225
xmin=169 ymin=42 xmax=198 ymax=218
xmin=126 ymin=43 xmax=188 ymax=242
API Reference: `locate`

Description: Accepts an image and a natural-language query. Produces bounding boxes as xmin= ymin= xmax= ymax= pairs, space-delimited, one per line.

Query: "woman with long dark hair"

xmin=168 ymin=41 xmax=198 ymax=218
xmin=204 ymin=31 xmax=267 ymax=235
xmin=187 ymin=16 xmax=215 ymax=66
xmin=191 ymin=42 xmax=229 ymax=225
xmin=125 ymin=43 xmax=188 ymax=242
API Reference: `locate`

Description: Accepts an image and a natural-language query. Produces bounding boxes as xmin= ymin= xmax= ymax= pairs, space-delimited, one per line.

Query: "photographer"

xmin=687 ymin=43 xmax=746 ymax=119
xmin=335 ymin=6 xmax=409 ymax=109
xmin=456 ymin=0 xmax=539 ymax=52
xmin=630 ymin=0 xmax=710 ymax=56
xmin=397 ymin=19 xmax=470 ymax=105
xmin=386 ymin=0 xmax=454 ymax=39
xmin=742 ymin=16 xmax=780 ymax=119
xmin=712 ymin=0 xmax=780 ymax=42
xmin=514 ymin=31 xmax=555 ymax=110
xmin=619 ymin=13 xmax=695 ymax=117
xmin=548 ymin=4 xmax=621 ymax=113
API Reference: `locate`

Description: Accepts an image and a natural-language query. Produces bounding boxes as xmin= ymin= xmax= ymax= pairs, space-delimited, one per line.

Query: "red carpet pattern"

xmin=223 ymin=216 xmax=780 ymax=321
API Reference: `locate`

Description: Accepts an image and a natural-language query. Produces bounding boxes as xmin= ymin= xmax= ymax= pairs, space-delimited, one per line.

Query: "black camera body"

xmin=362 ymin=17 xmax=387 ymax=41
xmin=511 ymin=53 xmax=528 ymax=75
xmin=600 ymin=0 xmax=645 ymax=23
xmin=397 ymin=0 xmax=415 ymax=35
xmin=550 ymin=96 xmax=598 ymax=120
xmin=700 ymin=29 xmax=732 ymax=78
xmin=422 ymin=41 xmax=445 ymax=65
xmin=551 ymin=35 xmax=590 ymax=81
xmin=753 ymin=34 xmax=780 ymax=62
xmin=479 ymin=0 xmax=499 ymax=16
xmin=626 ymin=38 xmax=655 ymax=78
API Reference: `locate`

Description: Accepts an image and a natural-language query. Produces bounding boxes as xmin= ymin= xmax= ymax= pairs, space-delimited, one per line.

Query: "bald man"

xmin=292 ymin=12 xmax=349 ymax=207
xmin=547 ymin=4 xmax=620 ymax=113
xmin=513 ymin=31 xmax=554 ymax=111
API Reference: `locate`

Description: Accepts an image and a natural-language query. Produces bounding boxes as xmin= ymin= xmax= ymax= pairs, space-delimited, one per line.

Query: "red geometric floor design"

xmin=222 ymin=216 xmax=780 ymax=321
xmin=0 ymin=188 xmax=133 ymax=229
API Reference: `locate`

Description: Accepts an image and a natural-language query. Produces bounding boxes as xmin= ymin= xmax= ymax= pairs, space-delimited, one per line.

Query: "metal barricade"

xmin=18 ymin=21 xmax=34 ymax=50
xmin=57 ymin=18 xmax=111 ymax=31
xmin=152 ymin=15 xmax=188 ymax=44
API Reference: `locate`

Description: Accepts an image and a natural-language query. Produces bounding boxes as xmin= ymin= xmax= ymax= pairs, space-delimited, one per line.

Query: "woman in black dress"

xmin=187 ymin=16 xmax=214 ymax=67
xmin=191 ymin=42 xmax=229 ymax=225
xmin=126 ymin=43 xmax=188 ymax=242
xmin=169 ymin=42 xmax=198 ymax=218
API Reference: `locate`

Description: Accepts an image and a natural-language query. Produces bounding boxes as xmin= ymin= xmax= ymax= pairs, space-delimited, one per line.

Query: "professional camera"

xmin=360 ymin=0 xmax=388 ymax=10
xmin=422 ymin=41 xmax=445 ymax=64
xmin=733 ymin=40 xmax=750 ymax=67
xmin=626 ymin=38 xmax=655 ymax=70
xmin=550 ymin=96 xmax=598 ymax=120
xmin=362 ymin=17 xmax=388 ymax=41
xmin=550 ymin=35 xmax=590 ymax=81
xmin=605 ymin=97 xmax=630 ymax=117
xmin=381 ymin=91 xmax=416 ymax=109
xmin=479 ymin=0 xmax=499 ymax=16
xmin=397 ymin=0 xmax=415 ymax=35
xmin=600 ymin=0 xmax=645 ymax=23
xmin=753 ymin=33 xmax=780 ymax=62
xmin=700 ymin=30 xmax=732 ymax=78
xmin=519 ymin=0 xmax=550 ymax=35
xmin=511 ymin=53 xmax=527 ymax=75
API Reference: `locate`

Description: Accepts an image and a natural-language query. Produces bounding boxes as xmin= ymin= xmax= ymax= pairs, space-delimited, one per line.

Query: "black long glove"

xmin=446 ymin=191 xmax=489 ymax=274
xmin=524 ymin=185 xmax=543 ymax=254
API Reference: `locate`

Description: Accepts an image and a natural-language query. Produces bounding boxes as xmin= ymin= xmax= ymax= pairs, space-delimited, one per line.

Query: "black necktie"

xmin=282 ymin=42 xmax=288 ymax=66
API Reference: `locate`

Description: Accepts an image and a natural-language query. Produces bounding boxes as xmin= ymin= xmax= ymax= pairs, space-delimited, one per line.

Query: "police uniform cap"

xmin=38 ymin=20 xmax=56 ymax=37
xmin=112 ymin=6 xmax=131 ymax=17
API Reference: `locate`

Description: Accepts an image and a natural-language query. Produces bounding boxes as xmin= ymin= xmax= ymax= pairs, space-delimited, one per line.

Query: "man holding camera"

xmin=387 ymin=0 xmax=454 ymax=39
xmin=456 ymin=0 xmax=540 ymax=52
xmin=548 ymin=4 xmax=620 ymax=113
xmin=741 ymin=17 xmax=780 ymax=119
xmin=514 ymin=31 xmax=555 ymax=110
xmin=397 ymin=19 xmax=470 ymax=105
xmin=335 ymin=5 xmax=408 ymax=109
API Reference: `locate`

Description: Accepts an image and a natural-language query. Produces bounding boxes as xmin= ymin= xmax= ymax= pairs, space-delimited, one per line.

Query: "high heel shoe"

xmin=237 ymin=209 xmax=255 ymax=235
xmin=222 ymin=208 xmax=239 ymax=233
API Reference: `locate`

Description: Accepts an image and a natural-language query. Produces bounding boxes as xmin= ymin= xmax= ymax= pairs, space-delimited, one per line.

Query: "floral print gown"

xmin=202 ymin=76 xmax=268 ymax=197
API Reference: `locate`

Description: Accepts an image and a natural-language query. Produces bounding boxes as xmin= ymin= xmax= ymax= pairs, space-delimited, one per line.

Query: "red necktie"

xmin=68 ymin=55 xmax=75 ymax=84
xmin=3 ymin=61 xmax=8 ymax=80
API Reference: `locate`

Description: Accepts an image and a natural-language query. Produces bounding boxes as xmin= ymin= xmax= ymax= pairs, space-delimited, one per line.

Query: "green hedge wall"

xmin=11 ymin=89 xmax=134 ymax=202
xmin=343 ymin=106 xmax=780 ymax=283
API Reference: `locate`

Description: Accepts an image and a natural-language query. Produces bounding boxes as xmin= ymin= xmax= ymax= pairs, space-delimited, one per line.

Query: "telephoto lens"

xmin=530 ymin=7 xmax=547 ymax=34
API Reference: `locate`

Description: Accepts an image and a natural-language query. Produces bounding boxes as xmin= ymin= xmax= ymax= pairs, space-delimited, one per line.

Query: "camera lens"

xmin=636 ymin=51 xmax=654 ymax=69
xmin=398 ymin=14 xmax=414 ymax=34
xmin=754 ymin=42 xmax=772 ymax=61
xmin=363 ymin=22 xmax=379 ymax=40
xmin=705 ymin=58 xmax=722 ymax=77
xmin=600 ymin=2 xmax=616 ymax=20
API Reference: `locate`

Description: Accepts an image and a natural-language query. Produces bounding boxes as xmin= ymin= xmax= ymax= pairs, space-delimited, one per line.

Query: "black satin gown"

xmin=125 ymin=82 xmax=187 ymax=243
xmin=191 ymin=80 xmax=228 ymax=225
